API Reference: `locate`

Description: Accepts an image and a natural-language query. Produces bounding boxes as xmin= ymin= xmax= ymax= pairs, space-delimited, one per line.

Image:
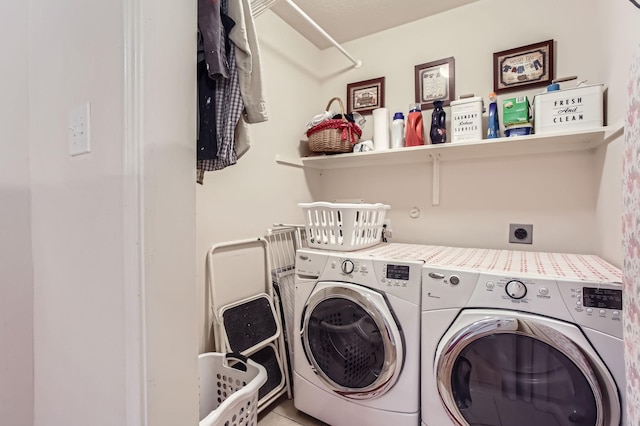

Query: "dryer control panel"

xmin=558 ymin=282 xmax=622 ymax=339
xmin=421 ymin=267 xmax=622 ymax=338
xmin=470 ymin=274 xmax=623 ymax=339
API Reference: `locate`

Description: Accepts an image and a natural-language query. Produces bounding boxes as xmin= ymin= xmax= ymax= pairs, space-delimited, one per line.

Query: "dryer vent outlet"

xmin=509 ymin=224 xmax=533 ymax=244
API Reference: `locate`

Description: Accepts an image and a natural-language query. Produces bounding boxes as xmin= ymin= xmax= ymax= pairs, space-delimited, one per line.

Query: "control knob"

xmin=505 ymin=280 xmax=527 ymax=299
xmin=341 ymin=260 xmax=355 ymax=274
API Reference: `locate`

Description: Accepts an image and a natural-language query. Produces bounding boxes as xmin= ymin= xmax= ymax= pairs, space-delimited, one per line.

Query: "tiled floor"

xmin=258 ymin=395 xmax=329 ymax=426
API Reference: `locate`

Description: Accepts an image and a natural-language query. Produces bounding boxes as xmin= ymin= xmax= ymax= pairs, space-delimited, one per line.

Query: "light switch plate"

xmin=69 ymin=102 xmax=91 ymax=156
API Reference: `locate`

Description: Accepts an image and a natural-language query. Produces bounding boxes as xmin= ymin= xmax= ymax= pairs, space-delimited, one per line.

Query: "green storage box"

xmin=502 ymin=96 xmax=531 ymax=126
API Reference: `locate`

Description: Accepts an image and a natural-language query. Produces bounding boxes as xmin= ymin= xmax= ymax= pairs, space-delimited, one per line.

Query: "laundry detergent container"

xmin=199 ymin=352 xmax=267 ymax=426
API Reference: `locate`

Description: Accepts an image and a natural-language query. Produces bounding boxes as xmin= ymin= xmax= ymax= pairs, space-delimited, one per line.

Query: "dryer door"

xmin=301 ymin=282 xmax=404 ymax=400
xmin=435 ymin=309 xmax=620 ymax=426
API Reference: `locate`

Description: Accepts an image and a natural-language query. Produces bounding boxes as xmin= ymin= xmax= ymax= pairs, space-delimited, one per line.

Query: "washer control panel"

xmin=323 ymin=256 xmax=423 ymax=304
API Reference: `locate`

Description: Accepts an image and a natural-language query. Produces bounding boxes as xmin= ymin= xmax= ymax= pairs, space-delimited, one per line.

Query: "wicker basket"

xmin=307 ymin=97 xmax=362 ymax=153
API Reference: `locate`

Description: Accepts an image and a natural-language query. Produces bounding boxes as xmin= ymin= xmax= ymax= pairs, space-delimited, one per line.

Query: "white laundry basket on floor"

xmin=199 ymin=352 xmax=268 ymax=426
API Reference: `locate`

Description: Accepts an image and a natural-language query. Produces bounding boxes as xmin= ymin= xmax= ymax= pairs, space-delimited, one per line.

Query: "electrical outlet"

xmin=68 ymin=102 xmax=91 ymax=156
xmin=509 ymin=224 xmax=533 ymax=244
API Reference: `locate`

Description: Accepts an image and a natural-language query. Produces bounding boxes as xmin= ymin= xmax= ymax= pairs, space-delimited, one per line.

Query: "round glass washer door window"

xmin=301 ymin=282 xmax=403 ymax=399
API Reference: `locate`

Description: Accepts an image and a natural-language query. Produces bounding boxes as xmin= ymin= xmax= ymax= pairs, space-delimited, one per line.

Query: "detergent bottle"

xmin=487 ymin=92 xmax=500 ymax=139
xmin=429 ymin=100 xmax=447 ymax=144
xmin=405 ymin=103 xmax=424 ymax=146
xmin=390 ymin=112 xmax=405 ymax=148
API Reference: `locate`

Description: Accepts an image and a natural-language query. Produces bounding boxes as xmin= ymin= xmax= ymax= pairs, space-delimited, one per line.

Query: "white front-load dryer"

xmin=293 ymin=247 xmax=423 ymax=426
xmin=419 ymin=248 xmax=624 ymax=426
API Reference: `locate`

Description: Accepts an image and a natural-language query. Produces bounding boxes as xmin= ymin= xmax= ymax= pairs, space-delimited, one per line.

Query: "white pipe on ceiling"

xmin=251 ymin=0 xmax=362 ymax=69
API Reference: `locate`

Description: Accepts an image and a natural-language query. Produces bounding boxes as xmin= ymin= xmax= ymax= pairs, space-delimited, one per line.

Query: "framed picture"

xmin=493 ymin=40 xmax=554 ymax=94
xmin=414 ymin=57 xmax=455 ymax=109
xmin=347 ymin=77 xmax=385 ymax=115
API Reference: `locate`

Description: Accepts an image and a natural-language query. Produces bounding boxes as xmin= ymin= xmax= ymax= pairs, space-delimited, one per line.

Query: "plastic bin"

xmin=199 ymin=352 xmax=268 ymax=426
xmin=505 ymin=123 xmax=533 ymax=137
xmin=299 ymin=202 xmax=389 ymax=251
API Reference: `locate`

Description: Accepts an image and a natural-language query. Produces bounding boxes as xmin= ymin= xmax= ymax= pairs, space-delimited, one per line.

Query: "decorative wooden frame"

xmin=493 ymin=40 xmax=554 ymax=94
xmin=414 ymin=57 xmax=455 ymax=109
xmin=346 ymin=77 xmax=385 ymax=115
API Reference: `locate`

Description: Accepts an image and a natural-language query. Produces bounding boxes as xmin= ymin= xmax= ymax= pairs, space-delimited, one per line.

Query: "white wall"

xmin=312 ymin=0 xmax=627 ymax=265
xmin=26 ymin=0 xmax=200 ymax=422
xmin=140 ymin=0 xmax=199 ymax=423
xmin=28 ymin=0 xmax=129 ymax=423
xmin=196 ymin=12 xmax=320 ymax=352
xmin=0 ymin=1 xmax=34 ymax=424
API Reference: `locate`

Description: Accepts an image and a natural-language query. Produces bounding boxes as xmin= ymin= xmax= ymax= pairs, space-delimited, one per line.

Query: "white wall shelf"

xmin=294 ymin=125 xmax=622 ymax=170
xmin=275 ymin=124 xmax=624 ymax=205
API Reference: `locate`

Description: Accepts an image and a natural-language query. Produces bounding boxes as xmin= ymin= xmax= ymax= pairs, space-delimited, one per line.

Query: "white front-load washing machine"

xmin=420 ymin=248 xmax=624 ymax=426
xmin=293 ymin=245 xmax=424 ymax=426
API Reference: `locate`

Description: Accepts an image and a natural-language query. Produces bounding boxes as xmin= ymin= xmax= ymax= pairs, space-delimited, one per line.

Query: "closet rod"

xmin=254 ymin=0 xmax=362 ymax=69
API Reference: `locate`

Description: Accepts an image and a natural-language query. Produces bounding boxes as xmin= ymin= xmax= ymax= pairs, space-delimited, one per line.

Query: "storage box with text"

xmin=533 ymin=84 xmax=604 ymax=135
xmin=451 ymin=96 xmax=484 ymax=142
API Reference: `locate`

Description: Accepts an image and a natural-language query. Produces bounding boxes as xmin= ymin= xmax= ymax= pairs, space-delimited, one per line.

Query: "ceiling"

xmin=265 ymin=0 xmax=480 ymax=50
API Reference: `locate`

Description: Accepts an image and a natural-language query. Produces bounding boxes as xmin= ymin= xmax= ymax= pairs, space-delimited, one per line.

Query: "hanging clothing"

xmin=198 ymin=0 xmax=228 ymax=79
xmin=196 ymin=0 xmax=267 ymax=183
xmin=197 ymin=0 xmax=244 ymax=183
xmin=196 ymin=58 xmax=218 ymax=161
xmin=228 ymin=0 xmax=268 ymax=124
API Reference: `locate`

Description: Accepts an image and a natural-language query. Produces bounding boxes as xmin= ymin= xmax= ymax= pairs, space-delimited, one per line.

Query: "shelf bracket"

xmin=602 ymin=120 xmax=624 ymax=145
xmin=275 ymin=154 xmax=304 ymax=168
xmin=430 ymin=153 xmax=441 ymax=206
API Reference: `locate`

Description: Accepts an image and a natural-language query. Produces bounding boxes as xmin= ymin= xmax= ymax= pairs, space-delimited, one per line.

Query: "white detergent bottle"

xmin=391 ymin=112 xmax=405 ymax=148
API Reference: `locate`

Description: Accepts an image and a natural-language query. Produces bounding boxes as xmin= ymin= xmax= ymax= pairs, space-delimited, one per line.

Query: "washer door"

xmin=435 ymin=310 xmax=620 ymax=426
xmin=301 ymin=282 xmax=403 ymax=399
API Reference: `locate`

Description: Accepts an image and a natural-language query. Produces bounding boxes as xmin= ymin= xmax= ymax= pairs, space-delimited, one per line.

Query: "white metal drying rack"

xmin=251 ymin=0 xmax=362 ymax=68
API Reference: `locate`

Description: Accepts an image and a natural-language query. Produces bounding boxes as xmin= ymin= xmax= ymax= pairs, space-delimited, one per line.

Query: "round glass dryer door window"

xmin=302 ymin=282 xmax=403 ymax=399
xmin=436 ymin=316 xmax=617 ymax=426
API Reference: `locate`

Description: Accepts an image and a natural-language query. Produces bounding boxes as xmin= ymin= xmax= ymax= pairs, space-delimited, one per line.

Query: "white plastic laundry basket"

xmin=298 ymin=202 xmax=389 ymax=251
xmin=199 ymin=352 xmax=268 ymax=426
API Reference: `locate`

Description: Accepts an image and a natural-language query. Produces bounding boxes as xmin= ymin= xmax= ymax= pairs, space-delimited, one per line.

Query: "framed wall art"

xmin=414 ymin=57 xmax=455 ymax=109
xmin=346 ymin=77 xmax=385 ymax=115
xmin=493 ymin=39 xmax=554 ymax=94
